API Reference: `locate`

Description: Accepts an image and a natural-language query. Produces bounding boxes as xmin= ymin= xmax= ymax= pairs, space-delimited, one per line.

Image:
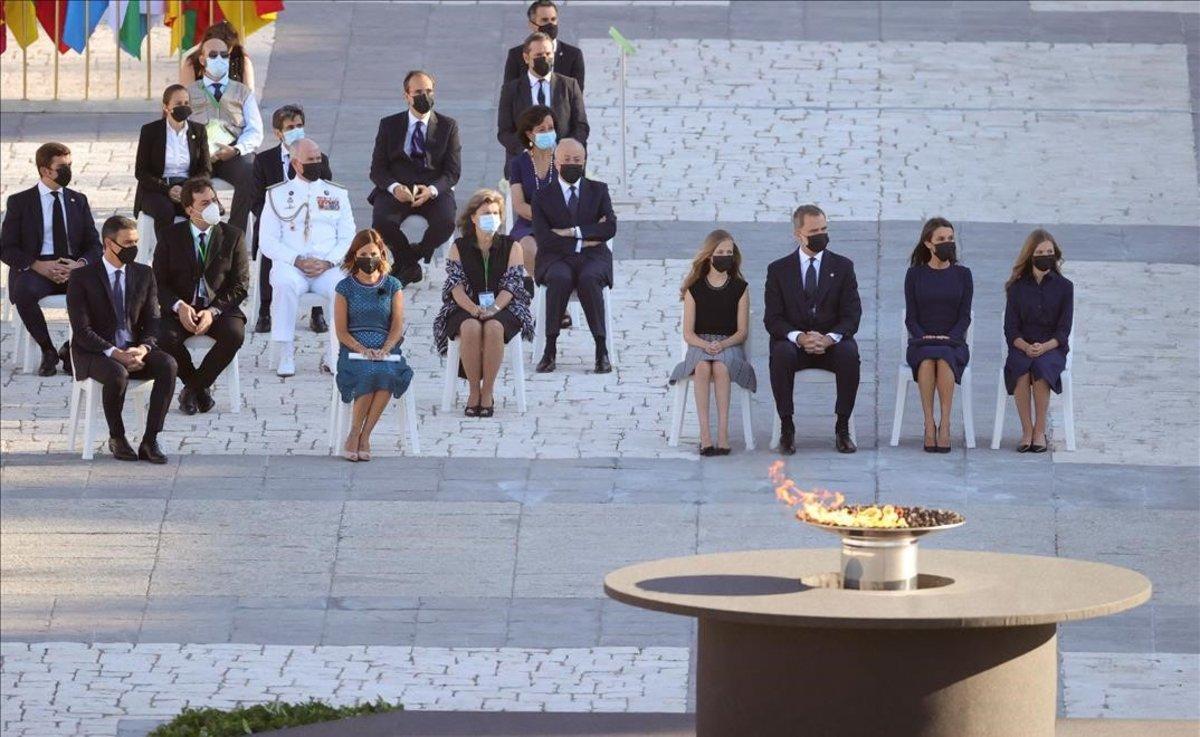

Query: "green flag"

xmin=609 ymin=26 xmax=635 ymax=55
xmin=118 ymin=0 xmax=147 ymax=59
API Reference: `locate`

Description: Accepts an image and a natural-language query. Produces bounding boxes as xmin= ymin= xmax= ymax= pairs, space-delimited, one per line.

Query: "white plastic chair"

xmin=15 ymin=294 xmax=69 ymax=373
xmin=768 ymin=370 xmax=859 ymax=449
xmin=326 ymin=296 xmax=421 ymax=455
xmin=990 ymin=315 xmax=1076 ymax=451
xmin=183 ymin=335 xmax=242 ymax=413
xmin=889 ymin=308 xmax=976 ymax=448
xmin=66 ymin=343 xmax=155 ymax=460
xmin=441 ymin=333 xmax=527 ymax=413
xmin=1 ymin=261 xmax=12 ymax=322
xmin=666 ymin=317 xmax=755 ymax=450
xmin=530 ymin=240 xmax=618 ymax=366
xmin=499 ymin=178 xmax=515 ymax=236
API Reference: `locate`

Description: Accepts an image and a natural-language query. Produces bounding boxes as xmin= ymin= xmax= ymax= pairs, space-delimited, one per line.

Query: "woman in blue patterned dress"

xmin=333 ymin=229 xmax=414 ymax=461
xmin=433 ymin=189 xmax=534 ymax=417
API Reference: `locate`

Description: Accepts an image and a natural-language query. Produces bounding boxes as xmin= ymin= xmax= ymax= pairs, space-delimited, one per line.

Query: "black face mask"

xmin=411 ymin=92 xmax=434 ymax=115
xmin=111 ymin=241 xmax=138 ymax=265
xmin=934 ymin=241 xmax=957 ymax=262
xmin=52 ymin=164 xmax=72 ymax=188
xmin=531 ymin=56 xmax=553 ymax=77
xmin=355 ymin=255 xmax=381 ymax=274
xmin=711 ymin=255 xmax=735 ymax=273
xmin=170 ymin=105 xmax=192 ymax=122
xmin=301 ymin=162 xmax=324 ymax=181
xmin=538 ymin=22 xmax=559 ymax=40
xmin=559 ymin=163 xmax=584 ymax=184
xmin=803 ymin=232 xmax=828 ymax=254
xmin=1032 ymin=254 xmax=1056 ymax=272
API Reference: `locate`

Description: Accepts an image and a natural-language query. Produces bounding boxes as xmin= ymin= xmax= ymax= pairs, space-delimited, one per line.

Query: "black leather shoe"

xmin=399 ymin=263 xmax=423 ymax=286
xmin=594 ymin=351 xmax=612 ymax=374
xmin=835 ymin=429 xmax=857 ymax=454
xmin=309 ymin=307 xmax=328 ymax=334
xmin=138 ymin=438 xmax=168 ymax=464
xmin=536 ymin=352 xmax=556 ymax=373
xmin=178 ymin=387 xmax=199 ymax=416
xmin=254 ymin=314 xmax=272 ymax=334
xmin=778 ymin=419 xmax=796 ymax=456
xmin=109 ymin=436 xmax=138 ymax=461
xmin=58 ymin=341 xmax=72 ymax=376
xmin=561 ymin=313 xmax=573 ymax=329
xmin=38 ymin=349 xmax=60 ymax=377
xmin=195 ymin=387 xmax=216 ymax=414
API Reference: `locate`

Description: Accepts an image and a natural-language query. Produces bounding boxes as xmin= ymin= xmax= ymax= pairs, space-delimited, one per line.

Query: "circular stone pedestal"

xmin=604 ymin=549 xmax=1151 ymax=737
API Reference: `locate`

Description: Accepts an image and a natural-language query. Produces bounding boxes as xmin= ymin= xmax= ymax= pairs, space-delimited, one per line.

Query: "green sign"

xmin=609 ymin=26 xmax=636 ymax=55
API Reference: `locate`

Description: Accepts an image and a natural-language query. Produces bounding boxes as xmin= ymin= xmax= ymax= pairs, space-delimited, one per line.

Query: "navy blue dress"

xmin=904 ymin=263 xmax=973 ymax=383
xmin=1004 ymin=271 xmax=1073 ymax=395
xmin=506 ymin=150 xmax=556 ymax=241
xmin=334 ymin=274 xmax=414 ymax=403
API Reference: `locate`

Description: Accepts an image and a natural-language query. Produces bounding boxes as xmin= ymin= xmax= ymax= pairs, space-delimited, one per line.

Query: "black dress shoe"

xmin=778 ymin=419 xmax=796 ymax=455
xmin=254 ymin=314 xmax=272 ymax=334
xmin=58 ymin=341 xmax=72 ymax=376
xmin=835 ymin=429 xmax=857 ymax=454
xmin=399 ymin=263 xmax=423 ymax=286
xmin=138 ymin=438 xmax=168 ymax=464
xmin=1016 ymin=443 xmax=1032 ymax=453
xmin=178 ymin=387 xmax=199 ymax=416
xmin=309 ymin=307 xmax=328 ymax=334
xmin=195 ymin=387 xmax=216 ymax=414
xmin=37 ymin=349 xmax=60 ymax=377
xmin=699 ymin=445 xmax=715 ymax=456
xmin=109 ymin=436 xmax=138 ymax=461
xmin=561 ymin=313 xmax=573 ymax=329
xmin=536 ymin=352 xmax=556 ymax=373
xmin=594 ymin=351 xmax=612 ymax=374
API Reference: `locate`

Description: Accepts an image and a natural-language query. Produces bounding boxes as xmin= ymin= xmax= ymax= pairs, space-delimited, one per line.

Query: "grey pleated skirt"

xmin=669 ymin=333 xmax=757 ymax=392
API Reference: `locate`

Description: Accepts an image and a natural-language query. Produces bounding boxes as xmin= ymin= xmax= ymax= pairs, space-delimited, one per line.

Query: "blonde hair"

xmin=456 ymin=188 xmax=505 ymax=237
xmin=1005 ymin=228 xmax=1062 ymax=290
xmin=680 ymin=229 xmax=743 ymax=300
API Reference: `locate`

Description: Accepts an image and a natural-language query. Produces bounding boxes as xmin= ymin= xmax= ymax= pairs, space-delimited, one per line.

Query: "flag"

xmin=35 ymin=0 xmax=68 ymax=52
xmin=4 ymin=0 xmax=40 ymax=49
xmin=216 ymin=0 xmax=275 ymax=40
xmin=117 ymin=0 xmax=144 ymax=57
xmin=254 ymin=0 xmax=281 ymax=13
xmin=170 ymin=0 xmax=222 ymax=53
xmin=0 ymin=3 xmax=6 ymax=53
xmin=62 ymin=0 xmax=110 ymax=52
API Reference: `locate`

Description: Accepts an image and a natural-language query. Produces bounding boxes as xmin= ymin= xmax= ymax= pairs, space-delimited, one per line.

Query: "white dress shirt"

xmin=205 ymin=73 xmax=264 ymax=156
xmin=280 ymin=145 xmax=292 ymax=180
xmin=37 ymin=180 xmax=69 ymax=257
xmin=163 ymin=121 xmax=191 ymax=179
xmin=786 ymin=247 xmax=842 ymax=345
xmin=528 ymin=70 xmax=552 ymax=108
xmin=101 ymin=258 xmax=132 ymax=357
xmin=557 ymin=177 xmax=585 ymax=253
xmin=386 ymin=109 xmax=439 ymax=199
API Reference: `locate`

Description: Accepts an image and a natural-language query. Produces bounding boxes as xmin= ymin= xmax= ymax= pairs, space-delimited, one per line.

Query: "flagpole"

xmin=145 ymin=3 xmax=152 ymax=100
xmin=84 ymin=0 xmax=92 ymax=99
xmin=22 ymin=46 xmax=29 ymax=100
xmin=116 ymin=16 xmax=121 ymax=100
xmin=54 ymin=0 xmax=61 ymax=100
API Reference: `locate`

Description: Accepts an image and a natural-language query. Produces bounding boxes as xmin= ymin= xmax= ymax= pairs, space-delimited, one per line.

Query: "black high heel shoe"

xmin=479 ymin=405 xmax=495 ymax=418
xmin=465 ymin=405 xmax=481 ymax=417
xmin=1029 ymin=434 xmax=1048 ymax=453
xmin=936 ymin=425 xmax=952 ymax=453
xmin=924 ymin=425 xmax=938 ymax=453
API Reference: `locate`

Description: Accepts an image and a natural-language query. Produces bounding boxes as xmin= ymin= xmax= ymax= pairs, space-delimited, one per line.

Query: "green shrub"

xmin=147 ymin=698 xmax=403 ymax=736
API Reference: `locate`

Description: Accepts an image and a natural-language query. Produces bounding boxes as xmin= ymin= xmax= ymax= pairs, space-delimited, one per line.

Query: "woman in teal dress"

xmin=333 ymin=229 xmax=414 ymax=461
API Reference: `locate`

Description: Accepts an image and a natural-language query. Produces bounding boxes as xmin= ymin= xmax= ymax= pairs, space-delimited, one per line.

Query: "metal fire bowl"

xmin=801 ymin=517 xmax=966 ymax=539
xmin=802 ymin=516 xmax=966 ymax=591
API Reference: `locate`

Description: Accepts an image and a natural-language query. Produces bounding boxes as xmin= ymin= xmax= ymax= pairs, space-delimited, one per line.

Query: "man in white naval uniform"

xmin=258 ymin=138 xmax=355 ymax=376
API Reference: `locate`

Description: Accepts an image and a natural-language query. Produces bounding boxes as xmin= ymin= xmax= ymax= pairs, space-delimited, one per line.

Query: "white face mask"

xmin=199 ymin=202 xmax=221 ymax=226
xmin=478 ymin=213 xmax=501 ymax=234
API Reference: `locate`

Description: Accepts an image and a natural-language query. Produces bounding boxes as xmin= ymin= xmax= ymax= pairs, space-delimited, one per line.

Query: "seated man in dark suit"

xmin=0 ymin=142 xmax=102 ymax=376
xmin=134 ymin=84 xmax=211 ymax=241
xmin=369 ymin=69 xmax=462 ymax=285
xmin=153 ymin=178 xmax=249 ymax=416
xmin=498 ymin=32 xmax=588 ymax=163
xmin=532 ymin=138 xmax=616 ymax=375
xmin=250 ymin=103 xmax=332 ymax=335
xmin=764 ymin=204 xmax=862 ymax=455
xmin=67 ymin=216 xmax=178 ymax=464
xmin=503 ymin=0 xmax=585 ymax=92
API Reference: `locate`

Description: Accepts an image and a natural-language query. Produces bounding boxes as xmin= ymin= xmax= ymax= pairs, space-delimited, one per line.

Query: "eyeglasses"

xmin=205 ymin=51 xmax=231 ymax=59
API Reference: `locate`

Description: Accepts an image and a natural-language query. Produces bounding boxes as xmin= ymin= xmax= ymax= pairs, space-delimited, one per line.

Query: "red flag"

xmin=255 ymin=0 xmax=283 ymax=13
xmin=183 ymin=0 xmax=223 ymax=43
xmin=1 ymin=3 xmax=7 ymax=55
xmin=35 ymin=0 xmax=69 ymax=53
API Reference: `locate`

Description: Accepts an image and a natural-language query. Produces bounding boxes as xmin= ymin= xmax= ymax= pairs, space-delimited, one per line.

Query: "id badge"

xmin=479 ymin=292 xmax=496 ymax=309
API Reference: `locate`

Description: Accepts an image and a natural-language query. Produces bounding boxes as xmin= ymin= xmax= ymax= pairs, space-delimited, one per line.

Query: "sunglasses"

xmin=205 ymin=51 xmax=231 ymax=59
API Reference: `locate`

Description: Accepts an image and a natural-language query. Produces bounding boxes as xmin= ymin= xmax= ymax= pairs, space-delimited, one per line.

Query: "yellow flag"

xmin=164 ymin=0 xmax=183 ymax=54
xmin=4 ymin=0 xmax=40 ymax=49
xmin=216 ymin=0 xmax=274 ymax=39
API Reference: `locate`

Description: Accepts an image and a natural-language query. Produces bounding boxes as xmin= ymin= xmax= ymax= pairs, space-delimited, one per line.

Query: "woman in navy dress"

xmin=506 ymin=105 xmax=557 ymax=290
xmin=333 ymin=229 xmax=414 ymax=462
xmin=904 ymin=217 xmax=973 ymax=453
xmin=1003 ymin=228 xmax=1073 ymax=453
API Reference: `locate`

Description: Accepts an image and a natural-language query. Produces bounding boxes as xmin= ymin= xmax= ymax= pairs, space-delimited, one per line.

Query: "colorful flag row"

xmin=0 ymin=0 xmax=282 ymax=57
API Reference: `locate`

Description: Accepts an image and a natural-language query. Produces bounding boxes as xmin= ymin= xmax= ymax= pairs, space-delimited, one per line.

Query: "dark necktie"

xmin=195 ymin=232 xmax=208 ymax=306
xmin=804 ymin=258 xmax=817 ymax=300
xmin=537 ymin=80 xmax=546 ymax=105
xmin=50 ymin=190 xmax=68 ymax=258
xmin=113 ymin=270 xmax=128 ymax=347
xmin=411 ymin=121 xmax=427 ymax=167
xmin=567 ymin=185 xmax=578 ymax=221
xmin=211 ymin=83 xmax=223 ymax=102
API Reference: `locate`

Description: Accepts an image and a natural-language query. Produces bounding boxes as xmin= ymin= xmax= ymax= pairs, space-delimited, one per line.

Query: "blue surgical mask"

xmin=533 ymin=130 xmax=557 ymax=151
xmin=479 ymin=214 xmax=501 ymax=235
xmin=206 ymin=56 xmax=230 ymax=80
xmin=282 ymin=127 xmax=306 ymax=146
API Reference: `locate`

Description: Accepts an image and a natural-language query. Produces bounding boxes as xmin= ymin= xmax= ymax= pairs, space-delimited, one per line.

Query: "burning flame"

xmin=769 ymin=460 xmax=909 ymax=529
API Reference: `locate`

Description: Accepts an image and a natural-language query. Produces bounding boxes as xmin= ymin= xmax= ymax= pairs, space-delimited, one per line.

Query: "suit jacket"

xmin=152 ymin=220 xmax=250 ymax=319
xmin=0 ymin=185 xmax=103 ymax=271
xmin=503 ymin=40 xmax=585 ymax=91
xmin=251 ymin=143 xmax=333 ymax=218
xmin=497 ymin=73 xmax=589 ymax=160
xmin=531 ymin=177 xmax=616 ymax=285
xmin=367 ymin=111 xmax=462 ymax=205
xmin=67 ymin=259 xmax=160 ymax=379
xmin=763 ymin=250 xmax=862 ymax=341
xmin=133 ymin=119 xmax=211 ymax=216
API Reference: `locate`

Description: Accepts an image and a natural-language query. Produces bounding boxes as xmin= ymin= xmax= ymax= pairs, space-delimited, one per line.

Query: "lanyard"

xmin=481 ymin=247 xmax=492 ymax=287
xmin=195 ymin=230 xmax=209 ymax=264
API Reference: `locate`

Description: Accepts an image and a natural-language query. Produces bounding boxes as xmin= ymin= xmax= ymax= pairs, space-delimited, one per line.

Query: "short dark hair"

xmin=403 ymin=70 xmax=434 ymax=93
xmin=523 ymin=31 xmax=552 ymax=54
xmin=161 ymin=84 xmax=187 ymax=106
xmin=791 ymin=204 xmax=826 ymax=229
xmin=101 ymin=215 xmax=137 ymax=243
xmin=180 ymin=177 xmax=215 ymax=209
xmin=35 ymin=142 xmax=70 ymax=172
xmin=271 ymin=104 xmax=305 ymax=131
xmin=527 ymin=0 xmax=557 ymax=20
xmin=516 ymin=105 xmax=556 ymax=149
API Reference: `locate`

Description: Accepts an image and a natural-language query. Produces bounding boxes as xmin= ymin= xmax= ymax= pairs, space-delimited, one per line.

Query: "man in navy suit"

xmin=0 ymin=142 xmax=103 ymax=376
xmin=502 ymin=0 xmax=586 ymax=92
xmin=764 ymin=204 xmax=862 ymax=454
xmin=497 ymin=32 xmax=589 ymax=162
xmin=531 ymin=138 xmax=616 ymax=374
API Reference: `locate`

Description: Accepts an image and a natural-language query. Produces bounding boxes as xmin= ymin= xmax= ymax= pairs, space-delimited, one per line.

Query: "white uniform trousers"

xmin=269 ymin=261 xmax=344 ymax=342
